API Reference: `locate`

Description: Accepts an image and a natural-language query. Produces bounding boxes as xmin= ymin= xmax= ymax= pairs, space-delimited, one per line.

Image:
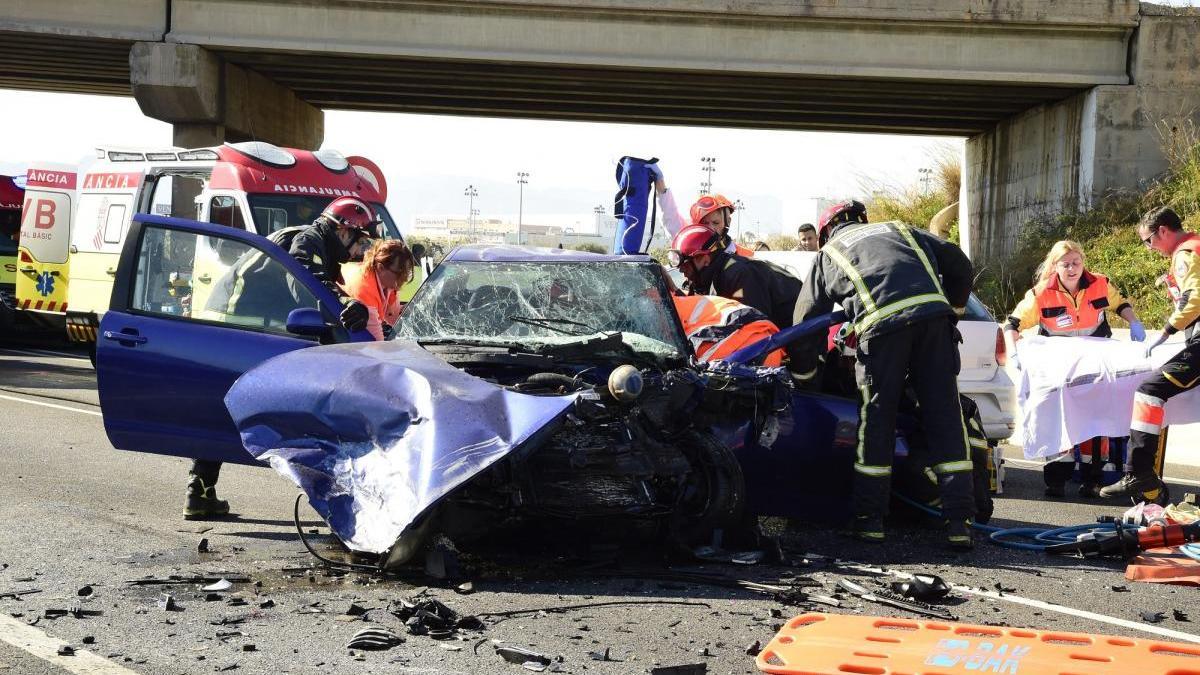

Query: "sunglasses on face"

xmin=1142 ymin=227 xmax=1159 ymax=247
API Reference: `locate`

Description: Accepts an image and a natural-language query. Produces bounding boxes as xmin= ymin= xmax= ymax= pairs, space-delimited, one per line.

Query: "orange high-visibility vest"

xmin=1033 ymin=271 xmax=1113 ymax=338
xmin=340 ymin=261 xmax=400 ymax=341
xmin=734 ymin=243 xmax=756 ymax=258
xmin=673 ymin=294 xmax=783 ymax=366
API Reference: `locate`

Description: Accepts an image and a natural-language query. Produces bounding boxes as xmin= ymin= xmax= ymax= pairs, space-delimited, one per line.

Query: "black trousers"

xmin=190 ymin=459 xmax=222 ymax=485
xmin=853 ymin=318 xmax=975 ymax=521
xmin=1129 ymin=339 xmax=1200 ymax=477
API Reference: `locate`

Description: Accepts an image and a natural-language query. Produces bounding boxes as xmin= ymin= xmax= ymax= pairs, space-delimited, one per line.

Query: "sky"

xmin=1 ymin=87 xmax=958 ymax=237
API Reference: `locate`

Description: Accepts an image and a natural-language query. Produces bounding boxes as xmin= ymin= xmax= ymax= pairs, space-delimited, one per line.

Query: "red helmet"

xmin=321 ymin=196 xmax=379 ymax=231
xmin=817 ymin=200 xmax=868 ymax=244
xmin=689 ymin=193 xmax=735 ymax=226
xmin=668 ymin=224 xmax=723 ymax=267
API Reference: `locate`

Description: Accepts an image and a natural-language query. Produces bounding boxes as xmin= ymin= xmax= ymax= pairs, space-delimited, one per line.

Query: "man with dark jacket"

xmin=184 ymin=197 xmax=379 ymax=520
xmin=669 ymin=224 xmax=801 ymax=330
xmin=792 ymin=200 xmax=976 ymax=549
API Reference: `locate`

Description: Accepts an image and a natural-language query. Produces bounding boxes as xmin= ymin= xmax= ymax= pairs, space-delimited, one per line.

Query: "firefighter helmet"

xmin=689 ymin=193 xmax=736 ymax=226
xmin=321 ymin=196 xmax=379 ymax=231
xmin=668 ymin=224 xmax=723 ymax=267
xmin=817 ymin=200 xmax=868 ymax=244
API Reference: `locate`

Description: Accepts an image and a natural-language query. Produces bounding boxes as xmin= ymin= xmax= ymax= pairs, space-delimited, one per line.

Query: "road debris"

xmin=43 ymin=606 xmax=102 ymax=619
xmin=127 ymin=574 xmax=250 ymax=586
xmin=76 ymin=585 xmax=93 ymax=597
xmin=837 ymin=578 xmax=957 ymax=621
xmin=198 ymin=538 xmax=210 ymax=553
xmin=588 ymin=647 xmax=619 ymax=661
xmin=1140 ymin=611 xmax=1166 ymax=624
xmin=477 ymin=599 xmax=712 ymax=620
xmin=1174 ymin=609 xmax=1190 ymax=622
xmin=649 ymin=665 xmax=706 ymax=674
xmin=495 ymin=645 xmax=552 ymax=669
xmin=745 ymin=640 xmax=762 ymax=656
xmin=56 ymin=645 xmax=74 ymax=656
xmin=346 ymin=626 xmax=404 ymax=651
xmin=889 ymin=574 xmax=951 ymax=601
xmin=157 ymin=594 xmax=180 ymax=612
xmin=201 ymin=579 xmax=233 ymax=592
xmin=0 ymin=588 xmax=41 ymax=600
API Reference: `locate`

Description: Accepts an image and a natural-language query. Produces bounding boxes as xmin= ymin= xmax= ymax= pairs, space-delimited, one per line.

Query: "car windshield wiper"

xmin=508 ymin=315 xmax=596 ymax=336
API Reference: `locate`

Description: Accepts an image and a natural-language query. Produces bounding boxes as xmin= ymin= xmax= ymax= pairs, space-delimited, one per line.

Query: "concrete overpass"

xmin=2 ymin=0 xmax=1198 ymax=259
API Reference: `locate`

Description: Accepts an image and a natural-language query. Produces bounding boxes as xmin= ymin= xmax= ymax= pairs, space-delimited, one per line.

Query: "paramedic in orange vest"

xmin=1101 ymin=207 xmax=1200 ymax=503
xmin=340 ymin=239 xmax=415 ymax=341
xmin=1004 ymin=240 xmax=1144 ymax=499
xmin=647 ymin=164 xmax=754 ymax=258
xmin=673 ymin=294 xmax=785 ymax=366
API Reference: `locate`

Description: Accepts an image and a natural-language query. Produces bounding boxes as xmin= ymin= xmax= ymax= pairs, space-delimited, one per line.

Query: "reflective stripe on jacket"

xmin=794 ymin=221 xmax=972 ymax=340
xmin=340 ymin=261 xmax=400 ymax=341
xmin=1166 ymin=234 xmax=1200 ymax=338
xmin=673 ymin=294 xmax=783 ymax=366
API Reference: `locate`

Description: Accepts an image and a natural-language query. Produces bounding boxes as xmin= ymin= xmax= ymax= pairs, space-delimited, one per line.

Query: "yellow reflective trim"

xmin=854 ymin=463 xmax=893 ymax=476
xmin=824 ymin=245 xmax=877 ymax=313
xmin=856 ymin=383 xmax=870 ymax=466
xmin=855 ymin=293 xmax=949 ymax=333
xmin=894 ymin=223 xmax=945 ymax=295
xmin=933 ymin=460 xmax=975 ymax=474
xmin=1163 ymin=370 xmax=1200 ymax=389
xmin=969 ymin=438 xmax=990 ymax=449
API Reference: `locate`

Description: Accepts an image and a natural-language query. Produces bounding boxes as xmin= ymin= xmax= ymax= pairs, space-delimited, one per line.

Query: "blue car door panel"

xmin=97 ymin=214 xmax=351 ymax=465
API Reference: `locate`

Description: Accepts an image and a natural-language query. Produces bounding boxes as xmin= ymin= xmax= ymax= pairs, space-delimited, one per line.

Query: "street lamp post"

xmin=699 ymin=156 xmax=716 ymax=196
xmin=516 ymin=171 xmax=529 ymax=245
xmin=464 ymin=185 xmax=478 ymax=235
xmin=918 ymin=167 xmax=932 ymax=195
xmin=734 ymin=199 xmax=745 ymax=243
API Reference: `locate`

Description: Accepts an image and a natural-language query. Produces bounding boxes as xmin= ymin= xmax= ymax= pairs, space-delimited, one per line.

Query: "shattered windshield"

xmin=396 ymin=260 xmax=688 ymax=359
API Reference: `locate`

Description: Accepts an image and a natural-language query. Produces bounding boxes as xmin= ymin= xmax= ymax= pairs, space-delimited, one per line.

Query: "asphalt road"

xmin=1 ymin=344 xmax=1199 ymax=675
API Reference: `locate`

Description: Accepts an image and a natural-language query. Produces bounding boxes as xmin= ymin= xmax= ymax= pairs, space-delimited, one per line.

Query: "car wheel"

xmin=381 ymin=505 xmax=440 ymax=570
xmin=674 ymin=430 xmax=746 ymax=542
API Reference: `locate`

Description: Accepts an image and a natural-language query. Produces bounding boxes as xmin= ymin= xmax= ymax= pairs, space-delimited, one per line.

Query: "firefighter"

xmin=340 ymin=239 xmax=415 ymax=341
xmin=791 ymin=200 xmax=976 ymax=548
xmin=673 ymin=293 xmax=785 ymax=366
xmin=648 ymin=165 xmax=754 ymax=257
xmin=1004 ymin=240 xmax=1144 ymax=498
xmin=1101 ymin=207 xmax=1200 ymax=503
xmin=184 ymin=197 xmax=379 ymax=519
xmin=668 ymin=224 xmax=801 ymax=330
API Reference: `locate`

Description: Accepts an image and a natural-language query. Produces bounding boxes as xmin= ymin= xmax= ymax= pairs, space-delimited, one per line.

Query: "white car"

xmin=745 ymin=251 xmax=1017 ymax=442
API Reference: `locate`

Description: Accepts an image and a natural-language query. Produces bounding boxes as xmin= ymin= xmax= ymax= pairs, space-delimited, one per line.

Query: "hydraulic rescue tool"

xmin=1044 ymin=520 xmax=1200 ymax=559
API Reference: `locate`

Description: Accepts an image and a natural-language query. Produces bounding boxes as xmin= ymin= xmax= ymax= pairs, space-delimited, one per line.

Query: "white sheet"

xmin=1015 ymin=335 xmax=1200 ymax=458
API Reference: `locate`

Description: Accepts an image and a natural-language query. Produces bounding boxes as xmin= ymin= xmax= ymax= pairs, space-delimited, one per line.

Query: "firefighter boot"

xmin=946 ymin=519 xmax=974 ymax=551
xmin=850 ymin=515 xmax=885 ymax=544
xmin=1098 ymin=472 xmax=1168 ymax=505
xmin=184 ymin=476 xmax=230 ymax=520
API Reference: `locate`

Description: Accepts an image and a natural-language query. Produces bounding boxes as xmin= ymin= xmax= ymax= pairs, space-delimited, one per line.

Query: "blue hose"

xmin=893 ymin=493 xmax=1116 ymax=551
xmin=1182 ymin=543 xmax=1200 ymax=562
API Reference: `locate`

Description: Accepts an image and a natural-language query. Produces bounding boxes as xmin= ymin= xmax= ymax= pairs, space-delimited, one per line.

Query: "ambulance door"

xmin=65 ymin=170 xmax=144 ymax=324
xmin=15 ymin=165 xmax=77 ymax=313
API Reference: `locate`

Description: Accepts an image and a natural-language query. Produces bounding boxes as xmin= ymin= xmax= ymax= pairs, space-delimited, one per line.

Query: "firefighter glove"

xmin=340 ymin=299 xmax=369 ymax=332
xmin=1129 ymin=320 xmax=1147 ymax=342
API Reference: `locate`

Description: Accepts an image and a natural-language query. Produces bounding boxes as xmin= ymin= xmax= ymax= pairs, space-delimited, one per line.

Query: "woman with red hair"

xmin=340 ymin=239 xmax=415 ymax=340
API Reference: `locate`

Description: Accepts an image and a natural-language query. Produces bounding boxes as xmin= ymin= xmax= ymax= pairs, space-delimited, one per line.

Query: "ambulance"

xmin=1 ymin=175 xmax=23 ymax=326
xmin=15 ymin=142 xmax=398 ymax=355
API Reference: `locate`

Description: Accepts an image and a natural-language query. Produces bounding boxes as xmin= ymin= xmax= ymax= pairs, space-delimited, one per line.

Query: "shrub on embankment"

xmin=973 ymin=121 xmax=1200 ymax=324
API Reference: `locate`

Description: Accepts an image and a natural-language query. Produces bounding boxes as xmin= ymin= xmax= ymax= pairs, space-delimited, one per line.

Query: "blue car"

xmin=98 ymin=214 xmax=914 ymax=567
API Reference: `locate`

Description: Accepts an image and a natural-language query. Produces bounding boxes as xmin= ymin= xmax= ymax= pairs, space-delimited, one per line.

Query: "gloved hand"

xmin=1129 ymin=320 xmax=1147 ymax=342
xmin=1144 ymin=331 xmax=1168 ymax=359
xmin=339 ymin=299 xmax=369 ymax=332
xmin=647 ymin=162 xmax=664 ymax=182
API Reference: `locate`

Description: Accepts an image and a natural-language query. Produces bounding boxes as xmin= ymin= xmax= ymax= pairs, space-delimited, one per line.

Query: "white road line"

xmin=0 ymin=613 xmax=140 ymax=674
xmin=849 ymin=564 xmax=1200 ymax=644
xmin=1004 ymin=457 xmax=1200 ymax=487
xmin=0 ymin=392 xmax=102 ymax=416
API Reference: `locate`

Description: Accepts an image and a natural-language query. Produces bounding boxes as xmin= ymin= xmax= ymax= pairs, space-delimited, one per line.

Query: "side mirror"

xmin=286 ymin=307 xmax=330 ymax=337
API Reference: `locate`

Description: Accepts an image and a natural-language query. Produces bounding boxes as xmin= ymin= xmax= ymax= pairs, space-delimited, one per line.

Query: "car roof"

xmin=445 ymin=245 xmax=654 ymax=264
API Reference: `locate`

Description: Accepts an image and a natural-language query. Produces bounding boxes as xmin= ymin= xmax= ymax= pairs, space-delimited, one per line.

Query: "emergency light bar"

xmin=144 ymin=152 xmax=178 ymax=161
xmin=107 ymin=151 xmax=145 ymax=162
xmin=227 ymin=141 xmax=295 ymax=168
xmin=177 ymin=149 xmax=219 ymax=161
xmin=313 ymin=149 xmax=349 ymax=172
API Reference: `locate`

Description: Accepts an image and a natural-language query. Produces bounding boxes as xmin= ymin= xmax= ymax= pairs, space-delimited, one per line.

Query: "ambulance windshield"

xmin=246 ymin=195 xmax=401 ymax=240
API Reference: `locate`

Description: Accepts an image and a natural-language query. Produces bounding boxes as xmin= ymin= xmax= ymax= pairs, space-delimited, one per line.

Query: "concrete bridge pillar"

xmin=962 ymin=8 xmax=1200 ymax=263
xmin=129 ymin=42 xmax=323 ymax=150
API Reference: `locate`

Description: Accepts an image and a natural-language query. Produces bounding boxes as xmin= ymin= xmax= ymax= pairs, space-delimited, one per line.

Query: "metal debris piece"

xmin=346 ymin=626 xmax=404 ymax=651
xmin=455 ymin=582 xmax=474 ymax=595
xmin=158 ymin=595 xmax=179 ymax=612
xmin=241 ymin=645 xmax=256 ymax=652
xmin=202 ymin=579 xmax=233 ymax=593
xmin=0 ymin=589 xmax=42 ymax=600
xmin=889 ymin=574 xmax=951 ymax=602
xmin=837 ymin=579 xmax=956 ymax=621
xmin=198 ymin=538 xmax=210 ymax=553
xmin=745 ymin=640 xmax=762 ymax=656
xmin=259 ymin=599 xmax=275 ymax=609
xmin=478 ymin=599 xmax=712 ymax=620
xmin=1174 ymin=609 xmax=1190 ymax=622
xmin=496 ymin=645 xmax=552 ymax=669
xmin=44 ymin=606 xmax=102 ymax=619
xmin=56 ymin=645 xmax=74 ymax=656
xmin=76 ymin=586 xmax=93 ymax=597
xmin=1111 ymin=585 xmax=1130 ymax=592
xmin=650 ymin=664 xmax=707 ymax=675
xmin=127 ymin=574 xmax=250 ymax=586
xmin=1142 ymin=611 xmax=1166 ymax=624
xmin=588 ymin=647 xmax=618 ymax=661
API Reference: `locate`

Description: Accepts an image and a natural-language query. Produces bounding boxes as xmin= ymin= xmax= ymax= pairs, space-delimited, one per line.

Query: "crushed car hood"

xmin=224 ymin=340 xmax=576 ymax=554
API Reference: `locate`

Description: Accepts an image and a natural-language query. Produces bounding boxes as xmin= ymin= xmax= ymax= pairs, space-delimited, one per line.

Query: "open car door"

xmin=96 ymin=213 xmax=357 ymax=465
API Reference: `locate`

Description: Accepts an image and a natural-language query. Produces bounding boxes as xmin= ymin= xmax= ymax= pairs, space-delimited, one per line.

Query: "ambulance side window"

xmin=207 ymin=196 xmax=247 ymax=231
xmin=147 ymin=174 xmax=206 ymax=220
xmin=130 ymin=225 xmax=319 ymax=338
xmin=102 ymin=204 xmax=127 ymax=244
